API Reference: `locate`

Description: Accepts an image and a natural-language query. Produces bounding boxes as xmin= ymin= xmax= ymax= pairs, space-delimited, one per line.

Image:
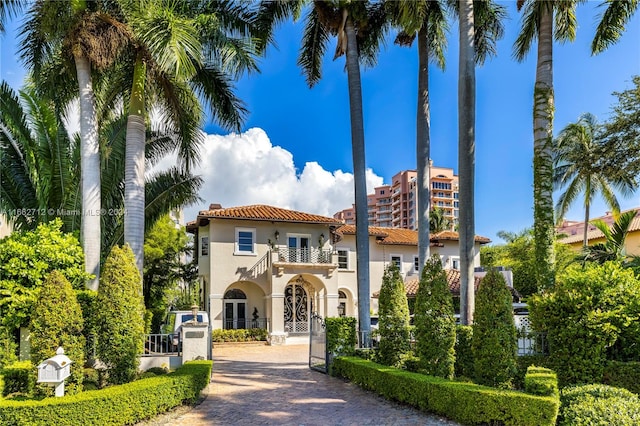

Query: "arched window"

xmin=224 ymin=289 xmax=246 ymax=299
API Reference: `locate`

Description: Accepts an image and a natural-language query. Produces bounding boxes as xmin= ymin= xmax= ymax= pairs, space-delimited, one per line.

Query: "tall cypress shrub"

xmin=414 ymin=254 xmax=456 ymax=378
xmin=95 ymin=245 xmax=145 ymax=384
xmin=472 ymin=268 xmax=517 ymax=388
xmin=30 ymin=270 xmax=85 ymax=394
xmin=377 ymin=264 xmax=410 ymax=366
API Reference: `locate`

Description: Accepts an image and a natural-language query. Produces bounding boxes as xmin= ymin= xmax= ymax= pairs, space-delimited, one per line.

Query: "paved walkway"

xmin=159 ymin=343 xmax=461 ymax=426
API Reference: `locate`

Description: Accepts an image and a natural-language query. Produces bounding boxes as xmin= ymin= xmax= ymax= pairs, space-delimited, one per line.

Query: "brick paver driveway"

xmin=165 ymin=343 xmax=461 ymax=426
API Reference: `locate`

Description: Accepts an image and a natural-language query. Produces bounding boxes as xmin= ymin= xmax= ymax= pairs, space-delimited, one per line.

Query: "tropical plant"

xmin=385 ymin=0 xmax=448 ymax=274
xmin=529 ymin=262 xmax=640 ymax=386
xmin=414 ymin=254 xmax=456 ymax=379
xmin=429 ymin=207 xmax=452 ymax=233
xmin=472 ymin=268 xmax=517 ymax=388
xmin=480 ymin=228 xmax=575 ymax=296
xmin=143 ymin=214 xmax=192 ymax=332
xmin=514 ymin=0 xmax=582 ymax=291
xmin=554 ymin=113 xmax=636 ymax=248
xmin=0 ymin=219 xmax=91 ymax=331
xmin=583 ymin=209 xmax=637 ymax=264
xmin=19 ymin=0 xmax=130 ymax=290
xmin=456 ymin=0 xmax=506 ymax=325
xmin=377 ymin=264 xmax=411 ymax=367
xmin=30 ymin=270 xmax=85 ymax=395
xmin=591 ymin=1 xmax=639 ymax=55
xmin=293 ymin=0 xmax=388 ymax=343
xmin=104 ymin=0 xmax=257 ymax=274
xmin=0 ymin=82 xmax=202 ymax=261
xmin=95 ymin=245 xmax=145 ymax=385
xmin=599 ymin=75 xmax=640 ymax=179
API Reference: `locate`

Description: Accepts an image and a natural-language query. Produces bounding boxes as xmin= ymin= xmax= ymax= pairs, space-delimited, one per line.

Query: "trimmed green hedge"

xmin=524 ymin=366 xmax=558 ymax=397
xmin=1 ymin=362 xmax=34 ymax=397
xmin=332 ymin=357 xmax=559 ymax=426
xmin=0 ymin=360 xmax=211 ymax=425
xmin=326 ymin=317 xmax=357 ymax=356
xmin=212 ymin=328 xmax=267 ymax=342
xmin=559 ymin=384 xmax=640 ymax=426
xmin=604 ymin=361 xmax=640 ymax=395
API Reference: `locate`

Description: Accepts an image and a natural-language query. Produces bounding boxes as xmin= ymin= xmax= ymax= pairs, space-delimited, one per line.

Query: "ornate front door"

xmin=284 ymin=282 xmax=310 ymax=333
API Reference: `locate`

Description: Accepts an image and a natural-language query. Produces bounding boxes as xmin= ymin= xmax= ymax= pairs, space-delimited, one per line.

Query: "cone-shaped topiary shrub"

xmin=414 ymin=254 xmax=456 ymax=378
xmin=472 ymin=268 xmax=517 ymax=388
xmin=95 ymin=245 xmax=145 ymax=384
xmin=30 ymin=270 xmax=85 ymax=394
xmin=377 ymin=264 xmax=411 ymax=367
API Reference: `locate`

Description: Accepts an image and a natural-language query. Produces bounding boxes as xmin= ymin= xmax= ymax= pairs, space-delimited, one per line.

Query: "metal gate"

xmin=309 ymin=313 xmax=328 ymax=373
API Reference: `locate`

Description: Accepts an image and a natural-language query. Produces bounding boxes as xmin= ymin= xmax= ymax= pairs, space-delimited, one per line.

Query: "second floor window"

xmin=337 ymin=249 xmax=349 ymax=269
xmin=201 ymin=237 xmax=209 ymax=256
xmin=391 ymin=255 xmax=402 ymax=271
xmin=414 ymin=256 xmax=419 ymax=272
xmin=235 ymin=228 xmax=256 ymax=255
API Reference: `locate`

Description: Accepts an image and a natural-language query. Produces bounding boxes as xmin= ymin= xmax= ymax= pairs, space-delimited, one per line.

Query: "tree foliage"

xmin=480 ymin=228 xmax=574 ymax=297
xmin=414 ymin=254 xmax=456 ymax=379
xmin=472 ymin=268 xmax=517 ymax=388
xmin=0 ymin=219 xmax=90 ymax=330
xmin=30 ymin=271 xmax=85 ymax=394
xmin=377 ymin=264 xmax=410 ymax=367
xmin=143 ymin=214 xmax=192 ymax=331
xmin=95 ymin=245 xmax=145 ymax=384
xmin=529 ymin=262 xmax=640 ymax=386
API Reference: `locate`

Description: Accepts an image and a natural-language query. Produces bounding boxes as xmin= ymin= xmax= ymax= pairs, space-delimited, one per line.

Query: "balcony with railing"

xmin=272 ymin=247 xmax=337 ymax=275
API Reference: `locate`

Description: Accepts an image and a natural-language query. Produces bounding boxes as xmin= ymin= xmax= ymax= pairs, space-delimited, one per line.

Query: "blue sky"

xmin=1 ymin=2 xmax=639 ymax=243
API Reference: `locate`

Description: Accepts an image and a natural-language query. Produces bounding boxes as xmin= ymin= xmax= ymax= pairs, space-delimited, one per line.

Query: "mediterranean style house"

xmin=186 ymin=204 xmax=490 ymax=344
xmin=557 ymin=208 xmax=640 ymax=256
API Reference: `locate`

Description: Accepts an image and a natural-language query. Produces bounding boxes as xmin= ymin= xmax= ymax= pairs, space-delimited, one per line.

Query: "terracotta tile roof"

xmin=558 ymin=209 xmax=640 ymax=245
xmin=195 ymin=204 xmax=342 ymax=225
xmin=373 ymin=270 xmax=521 ymax=301
xmin=336 ymin=225 xmax=491 ymax=245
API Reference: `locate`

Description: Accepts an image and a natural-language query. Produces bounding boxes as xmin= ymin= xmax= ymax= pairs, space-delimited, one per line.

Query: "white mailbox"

xmin=37 ymin=347 xmax=72 ymax=397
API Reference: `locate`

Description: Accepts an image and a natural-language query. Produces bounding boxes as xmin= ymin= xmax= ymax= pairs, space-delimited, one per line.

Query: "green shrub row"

xmin=332 ymin=357 xmax=559 ymax=426
xmin=558 ymin=384 xmax=640 ymax=426
xmin=524 ymin=366 xmax=558 ymax=397
xmin=0 ymin=360 xmax=212 ymax=426
xmin=1 ymin=362 xmax=34 ymax=397
xmin=454 ymin=325 xmax=473 ymax=379
xmin=603 ymin=361 xmax=640 ymax=395
xmin=212 ymin=328 xmax=267 ymax=342
xmin=325 ymin=317 xmax=357 ymax=356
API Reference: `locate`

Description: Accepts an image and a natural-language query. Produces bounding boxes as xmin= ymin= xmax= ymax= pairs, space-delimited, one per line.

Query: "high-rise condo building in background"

xmin=333 ymin=162 xmax=459 ymax=231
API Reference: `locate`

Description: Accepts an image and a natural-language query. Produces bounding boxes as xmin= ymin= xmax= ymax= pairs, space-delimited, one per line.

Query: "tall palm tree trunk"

xmin=583 ymin=196 xmax=590 ymax=249
xmin=533 ymin=5 xmax=555 ymax=290
xmin=458 ymin=0 xmax=475 ymax=325
xmin=75 ymin=53 xmax=101 ymax=291
xmin=125 ymin=55 xmax=147 ymax=276
xmin=345 ymin=15 xmax=371 ymax=345
xmin=417 ymin=28 xmax=431 ymax=273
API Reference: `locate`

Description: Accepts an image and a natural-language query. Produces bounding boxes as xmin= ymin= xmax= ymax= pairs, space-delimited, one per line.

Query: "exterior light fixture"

xmin=337 ymin=304 xmax=345 ymax=317
xmin=274 ymin=230 xmax=280 ymax=241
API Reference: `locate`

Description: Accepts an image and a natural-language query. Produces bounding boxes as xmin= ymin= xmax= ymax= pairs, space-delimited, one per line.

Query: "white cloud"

xmin=180 ymin=128 xmax=384 ymax=222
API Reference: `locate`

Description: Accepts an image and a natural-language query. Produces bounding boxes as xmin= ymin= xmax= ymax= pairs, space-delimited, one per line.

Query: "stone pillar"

xmin=181 ymin=322 xmax=210 ymax=362
xmin=326 ymin=293 xmax=339 ymax=318
xmin=269 ymin=293 xmax=286 ymax=345
xmin=209 ymin=293 xmax=223 ymax=330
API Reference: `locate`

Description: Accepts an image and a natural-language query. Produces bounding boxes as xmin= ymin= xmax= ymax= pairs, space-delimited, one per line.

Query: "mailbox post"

xmin=37 ymin=347 xmax=72 ymax=397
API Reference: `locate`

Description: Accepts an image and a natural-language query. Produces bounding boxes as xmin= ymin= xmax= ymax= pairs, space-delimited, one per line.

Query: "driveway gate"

xmin=309 ymin=313 xmax=328 ymax=373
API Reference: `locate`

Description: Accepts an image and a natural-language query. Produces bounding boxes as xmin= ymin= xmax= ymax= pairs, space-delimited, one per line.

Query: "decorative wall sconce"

xmin=319 ymin=233 xmax=325 ymax=246
xmin=274 ymin=230 xmax=280 ymax=241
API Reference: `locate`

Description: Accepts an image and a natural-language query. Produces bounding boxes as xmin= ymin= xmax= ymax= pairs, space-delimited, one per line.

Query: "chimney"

xmin=209 ymin=203 xmax=222 ymax=210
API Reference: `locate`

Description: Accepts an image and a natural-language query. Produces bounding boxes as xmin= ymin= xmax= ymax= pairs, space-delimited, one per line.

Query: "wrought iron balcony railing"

xmin=275 ymin=247 xmax=333 ymax=264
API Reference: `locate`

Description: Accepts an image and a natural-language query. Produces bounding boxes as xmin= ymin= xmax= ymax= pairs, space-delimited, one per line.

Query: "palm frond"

xmin=298 ymin=6 xmax=330 ymax=88
xmin=473 ymin=0 xmax=506 ymax=65
xmin=592 ymin=0 xmax=638 ymax=54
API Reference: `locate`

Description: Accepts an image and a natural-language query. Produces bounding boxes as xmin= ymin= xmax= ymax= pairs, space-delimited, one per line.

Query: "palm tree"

xmin=96 ymin=0 xmax=257 ymax=274
xmin=554 ymin=113 xmax=636 ymax=249
xmin=514 ymin=0 xmax=582 ymax=291
xmin=0 ymin=81 xmax=202 ymax=259
xmin=583 ymin=210 xmax=637 ymax=264
xmin=456 ymin=0 xmax=506 ymax=325
xmin=429 ymin=207 xmax=452 ymax=233
xmin=385 ymin=1 xmax=448 ymax=275
xmin=592 ymin=0 xmax=639 ymax=55
xmin=17 ymin=0 xmax=131 ymax=290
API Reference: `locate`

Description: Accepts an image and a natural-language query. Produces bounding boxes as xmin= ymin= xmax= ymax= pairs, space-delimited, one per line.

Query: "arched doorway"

xmin=284 ymin=276 xmax=314 ymax=334
xmin=224 ymin=288 xmax=247 ymax=329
